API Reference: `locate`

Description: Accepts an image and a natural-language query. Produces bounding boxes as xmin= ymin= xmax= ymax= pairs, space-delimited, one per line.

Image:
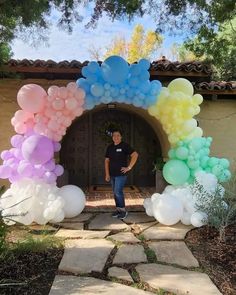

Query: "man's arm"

xmin=121 ymin=151 xmax=139 ymax=174
xmin=105 ymin=157 xmax=110 ymax=182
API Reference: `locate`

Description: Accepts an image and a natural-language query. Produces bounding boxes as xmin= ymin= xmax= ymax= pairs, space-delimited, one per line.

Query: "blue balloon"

xmin=81 ymin=66 xmax=91 ymax=78
xmin=128 ymin=77 xmax=139 ymax=87
xmin=130 ymin=64 xmax=141 ymax=76
xmin=86 ymin=73 xmax=97 ymax=84
xmin=139 ymin=81 xmax=151 ymax=93
xmin=139 ymin=71 xmax=150 ymax=81
xmin=90 ymin=83 xmax=104 ymax=97
xmin=88 ymin=61 xmax=100 ymax=73
xmin=76 ymin=78 xmax=90 ymax=92
xmin=101 ymin=56 xmax=129 ymax=85
xmin=138 ymin=59 xmax=150 ymax=70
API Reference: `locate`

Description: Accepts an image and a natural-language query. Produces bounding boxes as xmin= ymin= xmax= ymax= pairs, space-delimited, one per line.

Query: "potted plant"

xmin=152 ymin=157 xmax=168 ymax=193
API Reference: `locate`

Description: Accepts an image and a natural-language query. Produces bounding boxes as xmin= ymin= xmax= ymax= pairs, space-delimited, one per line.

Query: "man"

xmin=105 ymin=129 xmax=138 ymax=219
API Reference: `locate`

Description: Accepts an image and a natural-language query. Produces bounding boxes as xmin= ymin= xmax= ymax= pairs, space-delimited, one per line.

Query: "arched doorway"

xmin=60 ymin=106 xmax=162 ymax=188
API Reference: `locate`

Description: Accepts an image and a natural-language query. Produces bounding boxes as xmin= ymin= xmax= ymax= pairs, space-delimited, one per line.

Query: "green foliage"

xmin=184 ymin=16 xmax=236 ymax=80
xmin=12 ymin=234 xmax=64 ymax=254
xmin=0 ymin=186 xmax=7 ymax=255
xmin=152 ymin=157 xmax=165 ymax=172
xmin=144 ymin=247 xmax=157 ymax=263
xmin=193 ymin=171 xmax=236 ymax=242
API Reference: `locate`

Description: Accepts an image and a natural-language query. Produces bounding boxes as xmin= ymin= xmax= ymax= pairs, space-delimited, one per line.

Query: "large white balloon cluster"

xmin=0 ymin=179 xmax=86 ymax=225
xmin=144 ymin=171 xmax=223 ymax=227
xmin=0 ymin=179 xmax=65 ymax=225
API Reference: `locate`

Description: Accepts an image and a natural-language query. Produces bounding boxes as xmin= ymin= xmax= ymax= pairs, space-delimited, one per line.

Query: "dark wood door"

xmin=60 ymin=108 xmax=161 ymax=187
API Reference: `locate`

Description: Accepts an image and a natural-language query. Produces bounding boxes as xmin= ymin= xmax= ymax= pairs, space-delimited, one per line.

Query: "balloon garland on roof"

xmin=0 ymin=55 xmax=232 ymax=227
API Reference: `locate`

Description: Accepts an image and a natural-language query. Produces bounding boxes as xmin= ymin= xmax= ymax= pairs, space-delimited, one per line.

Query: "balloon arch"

xmin=0 ymin=56 xmax=231 ymax=226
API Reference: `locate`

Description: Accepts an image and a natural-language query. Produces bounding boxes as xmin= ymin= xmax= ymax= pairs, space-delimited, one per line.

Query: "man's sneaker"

xmin=118 ymin=211 xmax=128 ymax=220
xmin=112 ymin=211 xmax=120 ymax=218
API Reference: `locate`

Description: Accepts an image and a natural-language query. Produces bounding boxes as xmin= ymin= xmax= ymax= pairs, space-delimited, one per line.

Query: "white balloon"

xmin=181 ymin=210 xmax=192 ymax=225
xmin=191 ymin=211 xmax=207 ymax=227
xmin=58 ymin=185 xmax=86 ymax=218
xmin=153 ymin=195 xmax=183 ymax=225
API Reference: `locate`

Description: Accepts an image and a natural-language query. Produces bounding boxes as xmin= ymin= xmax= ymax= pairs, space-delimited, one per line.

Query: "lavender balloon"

xmin=22 ymin=135 xmax=54 ymax=165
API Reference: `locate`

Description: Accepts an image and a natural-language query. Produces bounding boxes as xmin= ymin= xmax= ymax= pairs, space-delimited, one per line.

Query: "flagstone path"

xmin=49 ymin=212 xmax=222 ymax=295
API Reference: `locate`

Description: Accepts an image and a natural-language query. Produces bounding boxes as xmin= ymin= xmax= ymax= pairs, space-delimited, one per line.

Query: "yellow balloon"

xmin=168 ymin=78 xmax=194 ymax=96
xmin=193 ymin=94 xmax=203 ymax=105
xmin=148 ymin=106 xmax=158 ymax=117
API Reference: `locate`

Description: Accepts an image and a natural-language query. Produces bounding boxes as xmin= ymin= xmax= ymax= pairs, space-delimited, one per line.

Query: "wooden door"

xmin=60 ymin=107 xmax=161 ymax=187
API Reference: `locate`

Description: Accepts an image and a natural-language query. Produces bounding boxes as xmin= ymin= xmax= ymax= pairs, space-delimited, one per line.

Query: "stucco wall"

xmin=0 ymin=78 xmax=236 ymax=187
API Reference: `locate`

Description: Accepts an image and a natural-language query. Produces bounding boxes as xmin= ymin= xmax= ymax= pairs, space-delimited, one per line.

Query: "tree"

xmin=0 ymin=0 xmax=235 ymax=75
xmin=184 ymin=16 xmax=236 ymax=80
xmin=102 ymin=24 xmax=163 ymax=63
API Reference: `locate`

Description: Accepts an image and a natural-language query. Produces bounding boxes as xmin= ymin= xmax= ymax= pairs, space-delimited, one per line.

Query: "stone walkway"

xmin=49 ymin=212 xmax=222 ymax=295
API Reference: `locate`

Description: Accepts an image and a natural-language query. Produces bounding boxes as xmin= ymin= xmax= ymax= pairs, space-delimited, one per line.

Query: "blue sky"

xmin=12 ymin=6 xmax=186 ymax=62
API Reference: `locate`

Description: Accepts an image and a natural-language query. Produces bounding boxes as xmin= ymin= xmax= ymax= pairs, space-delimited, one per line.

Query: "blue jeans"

xmin=111 ymin=175 xmax=127 ymax=209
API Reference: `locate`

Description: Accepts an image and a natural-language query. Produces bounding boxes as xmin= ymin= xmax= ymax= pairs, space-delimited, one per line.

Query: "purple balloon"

xmin=53 ymin=142 xmax=61 ymax=152
xmin=54 ymin=164 xmax=64 ymax=176
xmin=11 ymin=135 xmax=24 ymax=148
xmin=0 ymin=150 xmax=12 ymax=161
xmin=0 ymin=165 xmax=12 ymax=179
xmin=44 ymin=159 xmax=56 ymax=171
xmin=44 ymin=171 xmax=57 ymax=183
xmin=22 ymin=135 xmax=54 ymax=165
xmin=17 ymin=161 xmax=33 ymax=177
xmin=13 ymin=148 xmax=23 ymax=160
xmin=34 ymin=165 xmax=46 ymax=177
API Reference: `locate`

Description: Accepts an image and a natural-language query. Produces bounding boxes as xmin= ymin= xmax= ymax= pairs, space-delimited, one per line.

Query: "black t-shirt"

xmin=105 ymin=142 xmax=135 ymax=176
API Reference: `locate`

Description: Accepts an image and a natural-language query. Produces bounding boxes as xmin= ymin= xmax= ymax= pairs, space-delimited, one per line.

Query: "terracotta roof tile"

xmin=5 ymin=58 xmax=212 ymax=75
xmin=195 ymin=81 xmax=236 ymax=91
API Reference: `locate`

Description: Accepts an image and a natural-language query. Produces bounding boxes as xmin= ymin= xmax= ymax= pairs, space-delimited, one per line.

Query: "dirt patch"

xmin=0 ymin=249 xmax=64 ymax=295
xmin=185 ymin=224 xmax=236 ymax=295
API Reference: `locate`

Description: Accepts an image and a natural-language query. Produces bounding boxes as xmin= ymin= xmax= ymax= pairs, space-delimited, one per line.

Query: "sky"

xmin=11 ymin=6 xmax=186 ymax=62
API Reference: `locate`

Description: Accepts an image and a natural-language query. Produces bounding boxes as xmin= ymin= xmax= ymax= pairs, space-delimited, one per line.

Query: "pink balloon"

xmin=33 ymin=122 xmax=47 ymax=134
xmin=74 ymin=88 xmax=85 ymax=100
xmin=65 ymin=98 xmax=78 ymax=110
xmin=67 ymin=82 xmax=77 ymax=93
xmin=0 ymin=165 xmax=12 ymax=179
xmin=73 ymin=107 xmax=83 ymax=117
xmin=52 ymin=99 xmax=64 ymax=110
xmin=14 ymin=110 xmax=33 ymax=121
xmin=58 ymin=87 xmax=68 ymax=99
xmin=22 ymin=135 xmax=54 ymax=165
xmin=11 ymin=117 xmax=17 ymax=126
xmin=15 ymin=122 xmax=27 ymax=134
xmin=17 ymin=84 xmax=47 ymax=113
xmin=48 ymin=86 xmax=59 ymax=97
xmin=48 ymin=120 xmax=59 ymax=131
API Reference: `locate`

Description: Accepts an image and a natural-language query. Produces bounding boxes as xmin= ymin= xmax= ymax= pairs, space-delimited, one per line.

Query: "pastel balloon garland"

xmin=0 ymin=55 xmax=232 ymax=226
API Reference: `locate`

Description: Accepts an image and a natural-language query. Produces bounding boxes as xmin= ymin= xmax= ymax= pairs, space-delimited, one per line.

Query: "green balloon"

xmin=189 ymin=137 xmax=204 ymax=151
xmin=175 ymin=146 xmax=189 ymax=160
xmin=163 ymin=159 xmax=190 ymax=185
xmin=220 ymin=158 xmax=230 ymax=169
xmin=168 ymin=149 xmax=176 ymax=159
xmin=212 ymin=164 xmax=224 ymax=177
xmin=208 ymin=157 xmax=219 ymax=167
xmin=187 ymin=159 xmax=200 ymax=169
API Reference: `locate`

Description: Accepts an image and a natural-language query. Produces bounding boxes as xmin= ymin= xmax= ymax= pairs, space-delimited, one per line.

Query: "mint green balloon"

xmin=189 ymin=137 xmax=204 ymax=151
xmin=208 ymin=157 xmax=219 ymax=167
xmin=220 ymin=158 xmax=230 ymax=169
xmin=187 ymin=159 xmax=200 ymax=169
xmin=163 ymin=159 xmax=190 ymax=185
xmin=168 ymin=149 xmax=176 ymax=159
xmin=175 ymin=146 xmax=189 ymax=160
